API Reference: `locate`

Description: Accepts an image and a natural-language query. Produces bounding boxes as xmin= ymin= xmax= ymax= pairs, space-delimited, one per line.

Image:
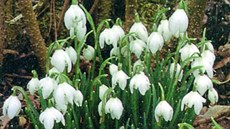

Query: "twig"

xmin=57 ymin=0 xmax=70 ymax=35
xmin=89 ymin=0 xmax=99 ymax=14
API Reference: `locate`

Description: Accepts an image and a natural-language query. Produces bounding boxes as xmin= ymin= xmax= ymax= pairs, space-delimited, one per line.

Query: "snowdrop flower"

xmin=121 ymin=45 xmax=128 ymax=57
xmin=98 ymin=101 xmax=103 ymax=116
xmin=27 ymin=77 xmax=39 ymax=95
xmin=39 ymin=77 xmax=58 ymax=99
xmin=110 ymin=47 xmax=119 ymax=57
xmin=99 ymin=28 xmax=119 ymax=48
xmin=51 ymin=49 xmax=72 ymax=73
xmin=83 ymin=45 xmax=95 ymax=61
xmin=99 ymin=84 xmax=109 ymax=100
xmin=74 ymin=90 xmax=83 ymax=107
xmin=201 ymin=50 xmax=215 ymax=66
xmin=169 ymin=9 xmax=188 ymax=37
xmin=53 ymin=82 xmax=81 ymax=113
xmin=39 ymin=107 xmax=65 ymax=129
xmin=205 ymin=41 xmax=214 ymax=53
xmin=179 ymin=43 xmax=199 ymax=62
xmin=3 ymin=95 xmax=21 ymax=119
xmin=111 ymin=24 xmax=125 ymax=41
xmin=191 ymin=56 xmax=213 ymax=78
xmin=181 ymin=91 xmax=206 ymax=115
xmin=155 ymin=100 xmax=173 ymax=122
xmin=109 ymin=64 xmax=118 ymax=76
xmin=130 ymin=39 xmax=146 ymax=58
xmin=147 ymin=32 xmax=164 ymax=54
xmin=133 ymin=60 xmax=145 ymax=72
xmin=194 ymin=74 xmax=213 ymax=96
xmin=130 ymin=72 xmax=150 ymax=95
xmin=112 ymin=70 xmax=129 ymax=90
xmin=64 ymin=4 xmax=86 ymax=40
xmin=105 ymin=97 xmax=124 ymax=119
xmin=169 ymin=63 xmax=183 ymax=81
xmin=208 ymin=88 xmax=218 ymax=104
xmin=157 ymin=20 xmax=172 ymax=41
xmin=65 ymin=46 xmax=77 ymax=64
xmin=129 ymin=22 xmax=148 ymax=42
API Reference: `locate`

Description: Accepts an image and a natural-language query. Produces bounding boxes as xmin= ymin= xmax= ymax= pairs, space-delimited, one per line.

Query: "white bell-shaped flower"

xmin=27 ymin=77 xmax=39 ymax=95
xmin=53 ymin=82 xmax=78 ymax=113
xmin=70 ymin=21 xmax=87 ymax=40
xmin=99 ymin=28 xmax=119 ymax=48
xmin=201 ymin=50 xmax=215 ymax=66
xmin=64 ymin=4 xmax=86 ymax=40
xmin=39 ymin=77 xmax=58 ymax=99
xmin=112 ymin=24 xmax=125 ymax=41
xmin=205 ymin=41 xmax=214 ymax=53
xmin=181 ymin=91 xmax=206 ymax=115
xmin=112 ymin=70 xmax=129 ymax=90
xmin=74 ymin=90 xmax=83 ymax=107
xmin=99 ymin=84 xmax=109 ymax=100
xmin=110 ymin=47 xmax=119 ymax=57
xmin=129 ymin=22 xmax=148 ymax=42
xmin=83 ymin=45 xmax=95 ymax=61
xmin=208 ymin=88 xmax=218 ymax=104
xmin=169 ymin=9 xmax=188 ymax=37
xmin=169 ymin=63 xmax=183 ymax=81
xmin=65 ymin=46 xmax=77 ymax=64
xmin=194 ymin=74 xmax=213 ymax=96
xmin=157 ymin=20 xmax=172 ymax=41
xmin=3 ymin=95 xmax=21 ymax=119
xmin=39 ymin=107 xmax=65 ymax=129
xmin=191 ymin=56 xmax=213 ymax=78
xmin=129 ymin=72 xmax=150 ymax=95
xmin=98 ymin=101 xmax=103 ymax=116
xmin=105 ymin=97 xmax=124 ymax=119
xmin=179 ymin=43 xmax=200 ymax=62
xmin=130 ymin=39 xmax=146 ymax=58
xmin=147 ymin=32 xmax=164 ymax=54
xmin=109 ymin=64 xmax=118 ymax=76
xmin=155 ymin=100 xmax=173 ymax=122
xmin=51 ymin=49 xmax=72 ymax=73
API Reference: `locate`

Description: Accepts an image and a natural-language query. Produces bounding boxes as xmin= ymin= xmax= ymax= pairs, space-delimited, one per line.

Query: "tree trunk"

xmin=96 ymin=0 xmax=113 ymax=23
xmin=124 ymin=0 xmax=137 ymax=32
xmin=18 ymin=0 xmax=47 ymax=72
xmin=186 ymin=0 xmax=208 ymax=38
xmin=0 ymin=0 xmax=5 ymax=81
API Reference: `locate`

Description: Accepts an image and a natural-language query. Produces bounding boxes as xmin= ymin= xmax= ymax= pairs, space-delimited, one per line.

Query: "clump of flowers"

xmin=1 ymin=0 xmax=220 ymax=129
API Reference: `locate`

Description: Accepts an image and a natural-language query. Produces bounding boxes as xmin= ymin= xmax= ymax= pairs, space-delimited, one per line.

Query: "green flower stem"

xmin=169 ymin=100 xmax=182 ymax=128
xmin=167 ymin=39 xmax=184 ymax=102
xmin=131 ymin=90 xmax=139 ymax=127
xmin=12 ymin=86 xmax=41 ymax=128
xmin=31 ymin=70 xmax=38 ymax=78
xmin=72 ymin=106 xmax=79 ymax=129
xmin=158 ymin=83 xmax=165 ymax=100
xmin=100 ymin=88 xmax=113 ymax=129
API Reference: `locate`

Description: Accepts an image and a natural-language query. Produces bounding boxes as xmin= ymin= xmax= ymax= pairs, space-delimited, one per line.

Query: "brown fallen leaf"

xmin=214 ymin=57 xmax=230 ymax=69
xmin=0 ymin=116 xmax=10 ymax=129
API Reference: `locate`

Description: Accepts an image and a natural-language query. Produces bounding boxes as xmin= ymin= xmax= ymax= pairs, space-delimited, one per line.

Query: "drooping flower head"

xmin=181 ymin=91 xmax=206 ymax=115
xmin=82 ymin=45 xmax=95 ymax=61
xmin=157 ymin=19 xmax=172 ymax=41
xmin=129 ymin=72 xmax=150 ymax=95
xmin=39 ymin=76 xmax=58 ymax=99
xmin=155 ymin=100 xmax=173 ymax=122
xmin=51 ymin=49 xmax=72 ymax=73
xmin=130 ymin=39 xmax=146 ymax=58
xmin=105 ymin=97 xmax=124 ymax=120
xmin=112 ymin=70 xmax=129 ymax=90
xmin=3 ymin=95 xmax=22 ymax=119
xmin=169 ymin=9 xmax=188 ymax=37
xmin=64 ymin=4 xmax=87 ymax=40
xmin=39 ymin=107 xmax=65 ymax=129
xmin=194 ymin=74 xmax=213 ymax=96
xmin=147 ymin=32 xmax=164 ymax=54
